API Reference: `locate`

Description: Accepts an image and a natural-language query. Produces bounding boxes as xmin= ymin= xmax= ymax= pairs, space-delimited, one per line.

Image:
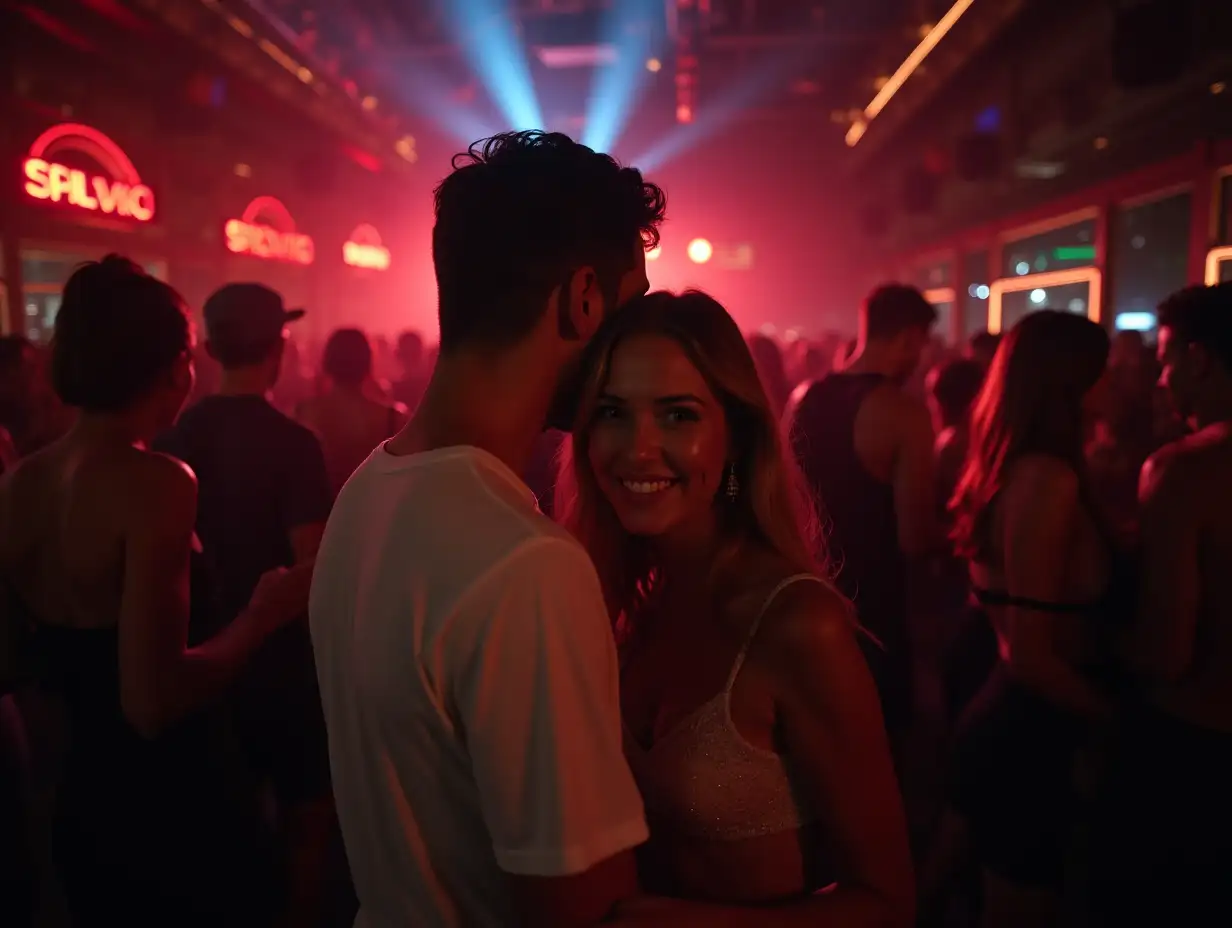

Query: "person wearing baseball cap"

xmin=155 ymin=281 xmax=335 ymax=927
xmin=202 ymin=282 xmax=305 ymax=360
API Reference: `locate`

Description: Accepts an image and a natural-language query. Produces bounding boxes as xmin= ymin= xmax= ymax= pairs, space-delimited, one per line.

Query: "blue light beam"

xmin=410 ymin=76 xmax=499 ymax=145
xmin=582 ymin=0 xmax=662 ymax=153
xmin=442 ymin=0 xmax=544 ymax=132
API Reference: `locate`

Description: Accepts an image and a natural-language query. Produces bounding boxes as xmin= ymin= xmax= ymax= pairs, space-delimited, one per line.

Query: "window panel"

xmin=1002 ymin=217 xmax=1097 ymax=277
xmin=1110 ymin=191 xmax=1191 ymax=334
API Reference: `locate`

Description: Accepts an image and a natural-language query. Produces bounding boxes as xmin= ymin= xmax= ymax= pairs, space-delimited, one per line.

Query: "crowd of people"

xmin=0 ymin=130 xmax=1229 ymax=928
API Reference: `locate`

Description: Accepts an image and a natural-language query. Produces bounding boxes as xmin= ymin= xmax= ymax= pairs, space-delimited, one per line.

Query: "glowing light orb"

xmin=687 ymin=238 xmax=713 ymax=265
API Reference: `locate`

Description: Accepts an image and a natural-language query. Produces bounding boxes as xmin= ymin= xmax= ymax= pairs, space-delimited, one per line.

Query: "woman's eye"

xmin=664 ymin=407 xmax=700 ymax=424
xmin=594 ymin=404 xmax=622 ymax=421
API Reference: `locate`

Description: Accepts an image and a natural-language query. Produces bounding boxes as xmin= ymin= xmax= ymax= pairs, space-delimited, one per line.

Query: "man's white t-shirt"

xmin=309 ymin=445 xmax=647 ymax=928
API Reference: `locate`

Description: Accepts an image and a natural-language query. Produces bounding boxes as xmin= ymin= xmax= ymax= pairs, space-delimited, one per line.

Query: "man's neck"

xmin=72 ymin=409 xmax=158 ymax=449
xmin=388 ymin=347 xmax=555 ymax=479
xmin=844 ymin=344 xmax=898 ymax=380
xmin=217 ymin=366 xmax=271 ymax=398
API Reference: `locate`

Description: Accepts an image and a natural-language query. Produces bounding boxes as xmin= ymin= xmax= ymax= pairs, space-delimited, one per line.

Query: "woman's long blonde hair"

xmin=555 ymin=290 xmax=826 ymax=635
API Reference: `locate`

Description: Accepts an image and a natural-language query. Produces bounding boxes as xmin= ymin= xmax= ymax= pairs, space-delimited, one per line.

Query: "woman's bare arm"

xmin=118 ymin=454 xmax=307 ymax=737
xmin=612 ymin=582 xmax=915 ymax=928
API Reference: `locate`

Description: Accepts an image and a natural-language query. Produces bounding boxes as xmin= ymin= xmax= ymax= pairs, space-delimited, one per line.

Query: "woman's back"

xmin=1 ymin=437 xmax=147 ymax=632
xmin=968 ymin=455 xmax=1113 ymax=656
xmin=1 ymin=437 xmax=273 ymax=926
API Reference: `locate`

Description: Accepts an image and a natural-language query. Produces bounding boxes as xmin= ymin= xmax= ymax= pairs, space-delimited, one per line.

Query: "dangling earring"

xmin=725 ymin=463 xmax=740 ymax=502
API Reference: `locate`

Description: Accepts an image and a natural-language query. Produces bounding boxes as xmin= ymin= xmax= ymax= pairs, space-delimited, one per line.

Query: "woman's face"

xmin=587 ymin=334 xmax=730 ymax=539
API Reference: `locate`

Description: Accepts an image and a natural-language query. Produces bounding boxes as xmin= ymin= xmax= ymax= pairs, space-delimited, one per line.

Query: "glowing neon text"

xmin=23 ymin=157 xmax=155 ymax=222
xmin=343 ymin=241 xmax=390 ymax=271
xmin=225 ymin=219 xmax=315 ymax=265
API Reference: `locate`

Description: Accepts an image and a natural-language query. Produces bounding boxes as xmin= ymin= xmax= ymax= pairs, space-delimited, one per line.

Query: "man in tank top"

xmin=785 ymin=284 xmax=940 ymax=743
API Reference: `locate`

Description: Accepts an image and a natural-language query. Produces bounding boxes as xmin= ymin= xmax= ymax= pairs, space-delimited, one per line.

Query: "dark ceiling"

xmin=248 ymin=0 xmax=923 ymax=145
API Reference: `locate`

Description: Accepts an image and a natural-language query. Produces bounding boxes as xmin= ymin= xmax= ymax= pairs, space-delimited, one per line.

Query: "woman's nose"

xmin=626 ymin=415 xmax=663 ymax=458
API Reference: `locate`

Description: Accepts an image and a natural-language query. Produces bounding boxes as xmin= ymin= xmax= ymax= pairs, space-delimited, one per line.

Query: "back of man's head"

xmin=967 ymin=330 xmax=1002 ymax=367
xmin=929 ymin=357 xmax=985 ymax=426
xmin=1158 ymin=282 xmax=1232 ymax=373
xmin=861 ymin=284 xmax=937 ymax=342
xmin=397 ymin=330 xmax=424 ymax=367
xmin=431 ymin=131 xmax=666 ymax=355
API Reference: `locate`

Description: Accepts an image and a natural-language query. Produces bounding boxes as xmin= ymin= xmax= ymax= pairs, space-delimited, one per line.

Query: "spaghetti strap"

xmin=724 ymin=574 xmax=824 ymax=691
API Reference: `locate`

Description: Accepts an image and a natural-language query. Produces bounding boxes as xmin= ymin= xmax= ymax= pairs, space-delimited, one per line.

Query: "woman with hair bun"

xmin=0 ymin=256 xmax=310 ymax=927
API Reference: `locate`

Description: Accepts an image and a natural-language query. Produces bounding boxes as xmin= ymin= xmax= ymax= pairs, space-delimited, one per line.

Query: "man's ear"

xmin=566 ymin=265 xmax=603 ymax=341
xmin=1189 ymin=341 xmax=1213 ymax=380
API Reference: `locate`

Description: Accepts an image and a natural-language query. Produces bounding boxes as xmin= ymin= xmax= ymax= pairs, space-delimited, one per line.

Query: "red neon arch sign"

xmin=224 ymin=196 xmax=315 ymax=265
xmin=22 ymin=123 xmax=155 ymax=222
xmin=343 ymin=224 xmax=391 ymax=271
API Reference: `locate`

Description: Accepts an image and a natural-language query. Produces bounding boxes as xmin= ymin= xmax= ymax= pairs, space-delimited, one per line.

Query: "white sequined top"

xmin=622 ymin=574 xmax=822 ymax=841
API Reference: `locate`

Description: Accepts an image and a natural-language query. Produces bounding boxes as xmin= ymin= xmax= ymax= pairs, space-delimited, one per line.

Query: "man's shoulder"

xmin=1143 ymin=427 xmax=1231 ymax=498
xmin=467 ymin=505 xmax=594 ymax=589
xmin=262 ymin=402 xmax=324 ymax=449
xmin=218 ymin=396 xmax=321 ymax=448
xmin=348 ymin=451 xmax=591 ymax=576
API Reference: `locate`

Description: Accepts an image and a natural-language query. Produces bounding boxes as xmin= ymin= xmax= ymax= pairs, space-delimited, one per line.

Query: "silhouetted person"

xmin=297 ymin=328 xmax=408 ymax=496
xmin=391 ymin=329 xmax=430 ymax=412
xmin=0 ymin=335 xmax=71 ymax=458
xmin=786 ymin=284 xmax=939 ymax=744
xmin=944 ymin=311 xmax=1115 ymax=928
xmin=926 ymin=357 xmax=985 ymax=516
xmin=155 ymin=282 xmax=336 ymax=927
xmin=966 ymin=331 xmax=1001 ymax=371
xmin=1092 ymin=283 xmax=1232 ymax=924
xmin=0 ymin=257 xmax=309 ymax=927
xmin=747 ymin=333 xmax=791 ymax=419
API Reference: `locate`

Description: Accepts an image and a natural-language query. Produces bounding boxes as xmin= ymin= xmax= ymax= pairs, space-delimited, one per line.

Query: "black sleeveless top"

xmin=789 ymin=373 xmax=907 ymax=650
xmin=9 ymin=552 xmax=270 ymax=920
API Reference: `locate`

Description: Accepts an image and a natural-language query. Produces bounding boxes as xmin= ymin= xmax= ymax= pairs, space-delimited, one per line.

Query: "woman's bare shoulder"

xmin=731 ymin=552 xmax=853 ymax=658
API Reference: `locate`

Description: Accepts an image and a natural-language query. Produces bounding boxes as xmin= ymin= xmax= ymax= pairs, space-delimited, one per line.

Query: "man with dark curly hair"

xmin=310 ymin=132 xmax=666 ymax=927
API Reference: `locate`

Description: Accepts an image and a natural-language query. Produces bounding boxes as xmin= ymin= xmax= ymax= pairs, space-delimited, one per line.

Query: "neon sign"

xmin=988 ymin=267 xmax=1102 ymax=334
xmin=225 ymin=196 xmax=314 ymax=265
xmin=343 ymin=224 xmax=391 ymax=271
xmin=1206 ymin=246 xmax=1232 ymax=285
xmin=22 ymin=123 xmax=155 ymax=222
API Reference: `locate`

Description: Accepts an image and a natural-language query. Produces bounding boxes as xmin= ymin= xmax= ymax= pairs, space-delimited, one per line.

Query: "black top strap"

xmin=971 ymin=585 xmax=1098 ymax=615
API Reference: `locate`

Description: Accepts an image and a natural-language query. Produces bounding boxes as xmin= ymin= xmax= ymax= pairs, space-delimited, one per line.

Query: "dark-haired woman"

xmin=296 ymin=327 xmax=408 ymax=496
xmin=938 ymin=311 xmax=1120 ymax=927
xmin=0 ymin=256 xmax=310 ymax=927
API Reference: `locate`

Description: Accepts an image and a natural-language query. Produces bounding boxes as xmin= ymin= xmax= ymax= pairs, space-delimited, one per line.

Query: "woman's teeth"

xmin=622 ymin=479 xmax=675 ymax=494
